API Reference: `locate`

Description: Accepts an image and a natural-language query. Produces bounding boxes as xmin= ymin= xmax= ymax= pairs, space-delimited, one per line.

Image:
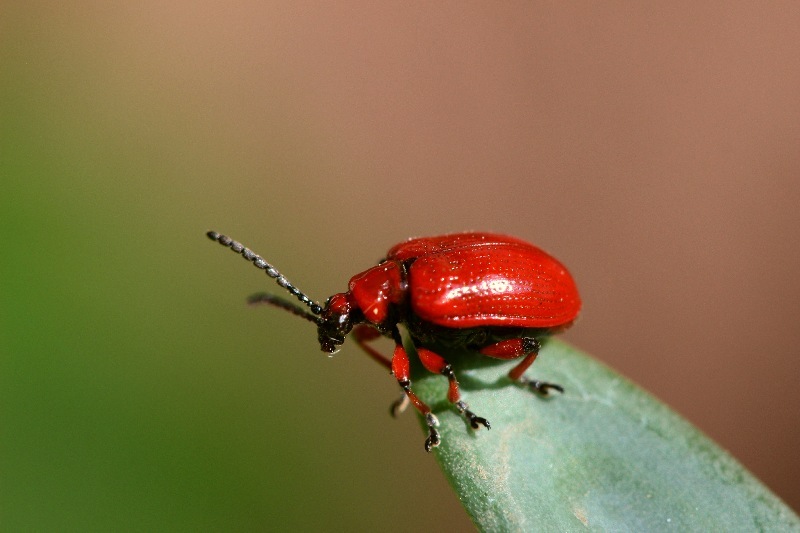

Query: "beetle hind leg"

xmin=480 ymin=337 xmax=564 ymax=395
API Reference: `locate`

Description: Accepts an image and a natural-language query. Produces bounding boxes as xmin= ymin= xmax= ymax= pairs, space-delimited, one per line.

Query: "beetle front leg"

xmin=352 ymin=325 xmax=412 ymax=417
xmin=417 ymin=347 xmax=490 ymax=431
xmin=480 ymin=337 xmax=564 ymax=395
xmin=390 ymin=342 xmax=440 ymax=452
xmin=352 ymin=324 xmax=392 ymax=370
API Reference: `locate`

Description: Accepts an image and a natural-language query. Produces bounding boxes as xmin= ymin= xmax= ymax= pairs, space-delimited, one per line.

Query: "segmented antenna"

xmin=206 ymin=231 xmax=324 ymax=315
xmin=247 ymin=292 xmax=321 ymax=325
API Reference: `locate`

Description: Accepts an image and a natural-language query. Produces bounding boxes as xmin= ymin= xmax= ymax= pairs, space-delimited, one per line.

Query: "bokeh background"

xmin=2 ymin=2 xmax=799 ymax=530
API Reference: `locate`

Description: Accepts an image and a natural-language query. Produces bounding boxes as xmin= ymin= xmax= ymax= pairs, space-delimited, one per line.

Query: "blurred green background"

xmin=2 ymin=2 xmax=799 ymax=530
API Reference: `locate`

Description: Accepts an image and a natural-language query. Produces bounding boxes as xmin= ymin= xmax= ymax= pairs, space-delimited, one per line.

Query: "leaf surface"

xmin=411 ymin=340 xmax=800 ymax=531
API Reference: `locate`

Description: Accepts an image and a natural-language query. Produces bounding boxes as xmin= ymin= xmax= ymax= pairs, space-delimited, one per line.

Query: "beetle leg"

xmin=351 ymin=326 xmax=416 ymax=418
xmin=417 ymin=347 xmax=490 ymax=431
xmin=389 ymin=394 xmax=410 ymax=417
xmin=352 ymin=324 xmax=392 ymax=370
xmin=480 ymin=337 xmax=564 ymax=395
xmin=390 ymin=341 xmax=440 ymax=451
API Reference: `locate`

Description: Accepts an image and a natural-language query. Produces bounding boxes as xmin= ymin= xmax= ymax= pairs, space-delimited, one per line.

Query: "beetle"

xmin=207 ymin=231 xmax=581 ymax=451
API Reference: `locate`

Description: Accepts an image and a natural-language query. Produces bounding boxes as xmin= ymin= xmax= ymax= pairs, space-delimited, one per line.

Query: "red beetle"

xmin=207 ymin=231 xmax=581 ymax=451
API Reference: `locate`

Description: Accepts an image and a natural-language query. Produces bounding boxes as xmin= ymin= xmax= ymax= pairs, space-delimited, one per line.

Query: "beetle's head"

xmin=317 ymin=292 xmax=358 ymax=353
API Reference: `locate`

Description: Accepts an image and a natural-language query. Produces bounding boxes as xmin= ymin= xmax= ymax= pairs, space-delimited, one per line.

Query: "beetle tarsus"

xmin=455 ymin=400 xmax=491 ymax=430
xmin=425 ymin=428 xmax=441 ymax=452
xmin=424 ymin=413 xmax=441 ymax=452
xmin=389 ymin=394 xmax=410 ymax=417
xmin=425 ymin=432 xmax=439 ymax=451
xmin=467 ymin=412 xmax=490 ymax=430
xmin=520 ymin=378 xmax=564 ymax=396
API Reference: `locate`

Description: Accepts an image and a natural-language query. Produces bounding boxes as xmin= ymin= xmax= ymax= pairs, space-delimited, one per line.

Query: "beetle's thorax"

xmin=317 ymin=260 xmax=408 ymax=353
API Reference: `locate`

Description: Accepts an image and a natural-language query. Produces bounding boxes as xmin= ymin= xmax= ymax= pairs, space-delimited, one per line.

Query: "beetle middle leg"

xmin=416 ymin=347 xmax=490 ymax=432
xmin=480 ymin=337 xmax=564 ymax=395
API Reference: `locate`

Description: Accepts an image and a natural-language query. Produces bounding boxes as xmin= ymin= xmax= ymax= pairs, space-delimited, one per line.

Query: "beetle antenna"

xmin=247 ymin=292 xmax=322 ymax=325
xmin=207 ymin=231 xmax=324 ymax=315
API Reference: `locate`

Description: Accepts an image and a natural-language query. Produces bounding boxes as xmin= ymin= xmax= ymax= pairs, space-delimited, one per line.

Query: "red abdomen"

xmin=388 ymin=233 xmax=581 ymax=329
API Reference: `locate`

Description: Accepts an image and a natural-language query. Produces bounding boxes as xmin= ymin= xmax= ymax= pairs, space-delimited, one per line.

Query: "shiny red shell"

xmin=386 ymin=233 xmax=581 ymax=329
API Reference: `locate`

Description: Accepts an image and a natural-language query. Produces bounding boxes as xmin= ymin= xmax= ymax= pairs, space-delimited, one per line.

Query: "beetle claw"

xmin=455 ymin=400 xmax=490 ymax=430
xmin=389 ymin=394 xmax=410 ymax=417
xmin=521 ymin=378 xmax=564 ymax=396
xmin=424 ymin=413 xmax=441 ymax=452
xmin=425 ymin=429 xmax=441 ymax=452
xmin=468 ymin=414 xmax=490 ymax=430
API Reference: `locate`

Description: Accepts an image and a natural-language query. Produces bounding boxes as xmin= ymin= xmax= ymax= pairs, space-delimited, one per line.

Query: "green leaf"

xmin=411 ymin=339 xmax=800 ymax=531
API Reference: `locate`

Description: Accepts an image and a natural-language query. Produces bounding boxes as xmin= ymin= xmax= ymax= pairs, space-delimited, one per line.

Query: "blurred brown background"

xmin=2 ymin=1 xmax=799 ymax=529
